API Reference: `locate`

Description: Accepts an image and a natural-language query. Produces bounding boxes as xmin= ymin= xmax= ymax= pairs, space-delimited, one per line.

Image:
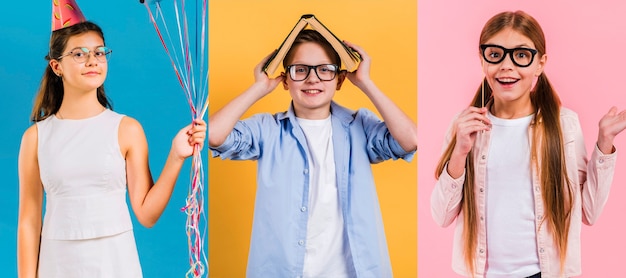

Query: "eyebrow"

xmin=67 ymin=45 xmax=106 ymax=51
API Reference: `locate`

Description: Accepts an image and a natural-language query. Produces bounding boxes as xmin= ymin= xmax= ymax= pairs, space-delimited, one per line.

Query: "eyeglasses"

xmin=56 ymin=46 xmax=112 ymax=63
xmin=286 ymin=64 xmax=339 ymax=82
xmin=480 ymin=44 xmax=538 ymax=67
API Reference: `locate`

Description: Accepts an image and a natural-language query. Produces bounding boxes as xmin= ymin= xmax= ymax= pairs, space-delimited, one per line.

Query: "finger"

xmin=261 ymin=50 xmax=277 ymax=64
xmin=343 ymin=40 xmax=368 ymax=59
xmin=458 ymin=112 xmax=491 ymax=127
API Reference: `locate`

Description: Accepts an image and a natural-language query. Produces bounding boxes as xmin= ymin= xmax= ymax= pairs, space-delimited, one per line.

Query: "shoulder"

xmin=559 ymin=106 xmax=581 ymax=124
xmin=21 ymin=124 xmax=39 ymax=146
xmin=559 ymin=106 xmax=582 ymax=134
xmin=560 ymin=106 xmax=579 ymax=119
xmin=119 ymin=116 xmax=145 ymax=135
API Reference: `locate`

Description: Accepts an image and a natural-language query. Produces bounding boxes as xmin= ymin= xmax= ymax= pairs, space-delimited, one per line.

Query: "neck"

xmin=57 ymin=89 xmax=106 ymax=119
xmin=293 ymin=105 xmax=331 ymax=120
xmin=491 ymin=97 xmax=534 ymax=119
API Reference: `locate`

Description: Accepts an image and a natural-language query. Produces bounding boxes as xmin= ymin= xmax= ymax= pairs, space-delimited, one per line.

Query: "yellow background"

xmin=209 ymin=1 xmax=417 ymax=277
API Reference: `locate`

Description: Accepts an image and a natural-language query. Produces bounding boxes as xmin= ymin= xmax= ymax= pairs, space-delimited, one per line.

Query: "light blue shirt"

xmin=211 ymin=101 xmax=414 ymax=278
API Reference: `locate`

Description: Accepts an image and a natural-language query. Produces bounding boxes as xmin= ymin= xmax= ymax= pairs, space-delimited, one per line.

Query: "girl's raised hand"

xmin=452 ymin=106 xmax=491 ymax=157
xmin=597 ymin=106 xmax=626 ymax=154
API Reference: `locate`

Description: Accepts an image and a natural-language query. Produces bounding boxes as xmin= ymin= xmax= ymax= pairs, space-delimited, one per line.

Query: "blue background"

xmin=0 ymin=1 xmax=208 ymax=277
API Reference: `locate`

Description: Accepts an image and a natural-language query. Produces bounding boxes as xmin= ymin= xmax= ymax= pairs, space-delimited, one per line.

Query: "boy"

xmin=209 ymin=30 xmax=417 ymax=277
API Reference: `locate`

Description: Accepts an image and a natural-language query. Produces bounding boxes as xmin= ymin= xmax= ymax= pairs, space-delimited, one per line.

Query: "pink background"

xmin=418 ymin=1 xmax=626 ymax=277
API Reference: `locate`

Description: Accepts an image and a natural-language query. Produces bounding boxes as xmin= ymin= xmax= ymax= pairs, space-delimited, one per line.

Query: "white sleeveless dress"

xmin=37 ymin=109 xmax=142 ymax=278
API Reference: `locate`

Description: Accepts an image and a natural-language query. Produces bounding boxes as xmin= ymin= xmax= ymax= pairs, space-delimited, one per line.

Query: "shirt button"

xmin=537 ymin=215 xmax=542 ymax=220
xmin=481 ymin=155 xmax=486 ymax=160
xmin=479 ymin=249 xmax=485 ymax=254
xmin=535 ymin=186 xmax=540 ymax=192
xmin=599 ymin=158 xmax=604 ymax=164
xmin=539 ymin=248 xmax=545 ymax=253
xmin=451 ymin=184 xmax=457 ymax=189
xmin=480 ymin=216 xmax=484 ymax=221
xmin=479 ymin=188 xmax=484 ymax=193
xmin=303 ymin=169 xmax=309 ymax=174
xmin=298 ymin=240 xmax=304 ymax=246
xmin=300 ymin=207 xmax=307 ymax=212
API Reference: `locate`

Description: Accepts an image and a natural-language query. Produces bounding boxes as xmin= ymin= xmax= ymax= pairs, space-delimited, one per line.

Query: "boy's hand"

xmin=343 ymin=41 xmax=372 ymax=89
xmin=254 ymin=51 xmax=285 ymax=96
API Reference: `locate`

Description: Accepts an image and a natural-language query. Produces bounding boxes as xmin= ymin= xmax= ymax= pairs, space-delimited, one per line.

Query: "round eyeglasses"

xmin=286 ymin=64 xmax=339 ymax=82
xmin=56 ymin=46 xmax=112 ymax=63
xmin=480 ymin=44 xmax=538 ymax=67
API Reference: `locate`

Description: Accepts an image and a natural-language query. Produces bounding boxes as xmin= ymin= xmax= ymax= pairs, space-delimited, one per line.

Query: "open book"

xmin=263 ymin=14 xmax=362 ymax=76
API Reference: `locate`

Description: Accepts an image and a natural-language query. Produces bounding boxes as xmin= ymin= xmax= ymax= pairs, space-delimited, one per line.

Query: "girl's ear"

xmin=49 ymin=59 xmax=62 ymax=76
xmin=281 ymin=72 xmax=289 ymax=90
xmin=336 ymin=70 xmax=347 ymax=90
xmin=535 ymin=54 xmax=547 ymax=77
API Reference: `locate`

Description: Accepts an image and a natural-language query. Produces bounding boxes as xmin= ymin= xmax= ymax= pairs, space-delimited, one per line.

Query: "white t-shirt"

xmin=485 ymin=112 xmax=540 ymax=278
xmin=297 ymin=116 xmax=355 ymax=277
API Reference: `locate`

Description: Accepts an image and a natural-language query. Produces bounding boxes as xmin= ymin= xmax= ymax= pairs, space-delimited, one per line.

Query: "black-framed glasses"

xmin=56 ymin=46 xmax=112 ymax=63
xmin=480 ymin=44 xmax=538 ymax=67
xmin=286 ymin=64 xmax=339 ymax=81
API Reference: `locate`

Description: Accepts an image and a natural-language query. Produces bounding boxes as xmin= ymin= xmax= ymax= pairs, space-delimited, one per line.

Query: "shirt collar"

xmin=277 ymin=101 xmax=356 ymax=125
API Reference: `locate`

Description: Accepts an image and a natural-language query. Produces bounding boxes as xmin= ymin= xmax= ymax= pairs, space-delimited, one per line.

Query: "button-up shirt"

xmin=431 ymin=107 xmax=616 ymax=278
xmin=211 ymin=101 xmax=414 ymax=277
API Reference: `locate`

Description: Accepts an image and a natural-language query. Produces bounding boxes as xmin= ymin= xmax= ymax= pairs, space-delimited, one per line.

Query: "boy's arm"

xmin=209 ymin=54 xmax=284 ymax=148
xmin=343 ymin=41 xmax=417 ymax=152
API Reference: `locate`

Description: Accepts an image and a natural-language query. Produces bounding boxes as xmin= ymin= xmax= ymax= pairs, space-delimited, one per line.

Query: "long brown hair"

xmin=31 ymin=21 xmax=112 ymax=122
xmin=435 ymin=10 xmax=573 ymax=275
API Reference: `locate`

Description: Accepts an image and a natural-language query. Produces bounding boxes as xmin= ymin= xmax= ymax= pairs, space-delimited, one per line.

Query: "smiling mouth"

xmin=496 ymin=77 xmax=519 ymax=85
xmin=302 ymin=89 xmax=322 ymax=95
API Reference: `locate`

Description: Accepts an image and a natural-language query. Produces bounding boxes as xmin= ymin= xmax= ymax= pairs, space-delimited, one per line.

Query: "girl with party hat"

xmin=16 ymin=1 xmax=207 ymax=277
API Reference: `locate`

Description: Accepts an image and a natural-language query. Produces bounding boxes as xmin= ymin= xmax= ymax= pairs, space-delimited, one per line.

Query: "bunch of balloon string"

xmin=139 ymin=0 xmax=208 ymax=277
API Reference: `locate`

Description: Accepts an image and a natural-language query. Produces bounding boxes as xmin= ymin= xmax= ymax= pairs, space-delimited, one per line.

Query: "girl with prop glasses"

xmin=431 ymin=10 xmax=626 ymax=278
xmin=17 ymin=2 xmax=206 ymax=277
xmin=209 ymin=29 xmax=417 ymax=277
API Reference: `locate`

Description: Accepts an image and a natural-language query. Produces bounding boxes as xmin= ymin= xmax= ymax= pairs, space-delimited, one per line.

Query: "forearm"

xmin=581 ymin=145 xmax=616 ymax=225
xmin=358 ymin=80 xmax=417 ymax=152
xmin=446 ymin=151 xmax=467 ymax=179
xmin=17 ymin=222 xmax=41 ymax=278
xmin=209 ymin=83 xmax=269 ymax=147
xmin=137 ymin=150 xmax=185 ymax=227
xmin=431 ymin=165 xmax=465 ymax=227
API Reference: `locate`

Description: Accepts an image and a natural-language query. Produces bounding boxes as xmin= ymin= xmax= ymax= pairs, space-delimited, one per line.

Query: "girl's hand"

xmin=343 ymin=41 xmax=372 ymax=88
xmin=452 ymin=106 xmax=491 ymax=157
xmin=254 ymin=51 xmax=285 ymax=95
xmin=597 ymin=106 xmax=626 ymax=154
xmin=172 ymin=118 xmax=207 ymax=160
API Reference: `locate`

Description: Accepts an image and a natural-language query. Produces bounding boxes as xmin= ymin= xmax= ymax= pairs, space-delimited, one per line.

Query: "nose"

xmin=499 ymin=52 xmax=515 ymax=70
xmin=84 ymin=51 xmax=98 ymax=66
xmin=304 ymin=68 xmax=321 ymax=83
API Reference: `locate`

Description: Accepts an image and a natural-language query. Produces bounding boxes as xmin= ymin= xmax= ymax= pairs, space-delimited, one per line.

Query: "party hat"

xmin=52 ymin=0 xmax=86 ymax=31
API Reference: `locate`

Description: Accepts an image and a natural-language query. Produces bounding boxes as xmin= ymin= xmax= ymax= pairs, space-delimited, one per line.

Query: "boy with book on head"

xmin=209 ymin=23 xmax=417 ymax=276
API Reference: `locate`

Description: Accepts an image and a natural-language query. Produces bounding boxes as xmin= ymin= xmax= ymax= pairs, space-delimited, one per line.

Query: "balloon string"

xmin=143 ymin=1 xmax=209 ymax=277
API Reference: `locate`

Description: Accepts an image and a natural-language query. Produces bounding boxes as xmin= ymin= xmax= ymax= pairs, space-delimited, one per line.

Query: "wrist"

xmin=597 ymin=133 xmax=616 ymax=154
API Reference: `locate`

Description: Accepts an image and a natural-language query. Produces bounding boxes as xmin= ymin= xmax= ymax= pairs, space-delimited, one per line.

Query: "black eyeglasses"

xmin=285 ymin=64 xmax=339 ymax=81
xmin=480 ymin=44 xmax=538 ymax=67
xmin=56 ymin=46 xmax=112 ymax=63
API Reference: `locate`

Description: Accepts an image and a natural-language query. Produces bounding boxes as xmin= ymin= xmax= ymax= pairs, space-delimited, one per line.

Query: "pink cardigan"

xmin=431 ymin=107 xmax=617 ymax=278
